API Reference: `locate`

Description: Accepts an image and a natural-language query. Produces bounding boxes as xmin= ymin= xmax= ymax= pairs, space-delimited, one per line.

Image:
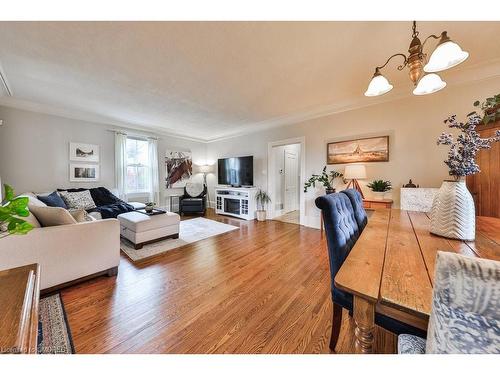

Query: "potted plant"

xmin=304 ymin=166 xmax=344 ymax=194
xmin=367 ymin=180 xmax=392 ymax=199
xmin=431 ymin=112 xmax=500 ymax=240
xmin=0 ymin=184 xmax=33 ymax=238
xmin=255 ymin=189 xmax=271 ymax=221
xmin=473 ymin=93 xmax=500 ymax=125
xmin=144 ymin=202 xmax=156 ymax=213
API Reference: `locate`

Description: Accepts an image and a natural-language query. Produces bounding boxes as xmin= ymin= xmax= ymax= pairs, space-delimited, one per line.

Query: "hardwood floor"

xmin=61 ymin=210 xmax=396 ymax=354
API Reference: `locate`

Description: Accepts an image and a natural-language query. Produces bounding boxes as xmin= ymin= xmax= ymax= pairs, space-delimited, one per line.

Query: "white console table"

xmin=215 ymin=186 xmax=258 ymax=220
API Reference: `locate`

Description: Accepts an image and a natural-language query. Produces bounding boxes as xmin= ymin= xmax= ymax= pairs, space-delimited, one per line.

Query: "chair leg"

xmin=329 ymin=302 xmax=343 ymax=352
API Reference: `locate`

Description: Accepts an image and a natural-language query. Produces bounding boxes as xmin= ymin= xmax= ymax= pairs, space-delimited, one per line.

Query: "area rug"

xmin=38 ymin=293 xmax=75 ymax=354
xmin=121 ymin=217 xmax=239 ymax=262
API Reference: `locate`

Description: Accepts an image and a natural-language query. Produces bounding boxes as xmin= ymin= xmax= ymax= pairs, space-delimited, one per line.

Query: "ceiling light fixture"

xmin=364 ymin=21 xmax=468 ymax=97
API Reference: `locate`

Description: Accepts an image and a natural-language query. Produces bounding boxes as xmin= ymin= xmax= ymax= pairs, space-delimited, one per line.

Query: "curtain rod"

xmin=106 ymin=129 xmax=160 ymax=141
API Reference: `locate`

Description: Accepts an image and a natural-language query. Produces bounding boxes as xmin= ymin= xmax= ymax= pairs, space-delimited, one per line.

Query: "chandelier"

xmin=364 ymin=21 xmax=469 ymax=97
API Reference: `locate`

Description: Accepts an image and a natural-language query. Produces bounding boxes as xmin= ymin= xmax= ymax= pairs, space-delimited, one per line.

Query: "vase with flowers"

xmin=431 ymin=112 xmax=500 ymax=240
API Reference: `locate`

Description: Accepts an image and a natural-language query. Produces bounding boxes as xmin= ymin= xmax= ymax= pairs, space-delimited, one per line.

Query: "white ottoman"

xmin=117 ymin=211 xmax=180 ymax=249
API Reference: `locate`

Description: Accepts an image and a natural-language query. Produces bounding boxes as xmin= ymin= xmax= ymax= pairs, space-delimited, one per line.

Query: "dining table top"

xmin=334 ymin=209 xmax=500 ymax=320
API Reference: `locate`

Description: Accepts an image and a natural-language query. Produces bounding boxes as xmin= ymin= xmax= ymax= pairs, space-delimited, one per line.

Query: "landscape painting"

xmin=165 ymin=150 xmax=192 ymax=188
xmin=70 ymin=142 xmax=99 ymax=162
xmin=327 ymin=136 xmax=389 ymax=164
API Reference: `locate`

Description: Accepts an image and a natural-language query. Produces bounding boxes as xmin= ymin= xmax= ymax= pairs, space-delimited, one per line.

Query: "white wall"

xmin=207 ymin=77 xmax=500 ymax=228
xmin=0 ymin=106 xmax=207 ymax=205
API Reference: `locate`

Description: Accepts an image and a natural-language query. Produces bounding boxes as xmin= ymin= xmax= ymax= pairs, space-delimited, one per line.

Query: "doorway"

xmin=267 ymin=137 xmax=305 ymax=225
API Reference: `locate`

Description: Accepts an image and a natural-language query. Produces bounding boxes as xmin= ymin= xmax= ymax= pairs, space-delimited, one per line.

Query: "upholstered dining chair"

xmin=340 ymin=188 xmax=368 ymax=232
xmin=315 ymin=193 xmax=426 ymax=352
xmin=398 ymin=251 xmax=500 ymax=354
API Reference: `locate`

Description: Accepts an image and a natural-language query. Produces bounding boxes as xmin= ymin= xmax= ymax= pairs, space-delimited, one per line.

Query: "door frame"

xmin=267 ymin=136 xmax=306 ymax=225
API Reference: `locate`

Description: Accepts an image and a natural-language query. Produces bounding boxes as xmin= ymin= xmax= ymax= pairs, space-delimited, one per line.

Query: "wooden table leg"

xmin=353 ymin=295 xmax=375 ymax=354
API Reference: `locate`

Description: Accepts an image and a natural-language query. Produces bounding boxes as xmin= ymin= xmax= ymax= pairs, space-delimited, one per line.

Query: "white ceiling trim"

xmin=204 ymin=57 xmax=500 ymax=142
xmin=1 ymin=58 xmax=499 ymax=144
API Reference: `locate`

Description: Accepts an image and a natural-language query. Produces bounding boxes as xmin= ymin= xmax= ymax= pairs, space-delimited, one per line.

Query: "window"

xmin=126 ymin=138 xmax=150 ymax=194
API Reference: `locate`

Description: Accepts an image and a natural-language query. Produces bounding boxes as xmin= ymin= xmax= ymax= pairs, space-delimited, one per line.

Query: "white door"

xmin=284 ymin=148 xmax=299 ymax=213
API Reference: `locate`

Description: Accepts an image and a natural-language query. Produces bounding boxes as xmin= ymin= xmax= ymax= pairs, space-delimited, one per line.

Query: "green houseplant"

xmin=304 ymin=166 xmax=344 ymax=194
xmin=0 ymin=184 xmax=33 ymax=238
xmin=255 ymin=189 xmax=271 ymax=221
xmin=367 ymin=180 xmax=392 ymax=199
xmin=473 ymin=93 xmax=500 ymax=125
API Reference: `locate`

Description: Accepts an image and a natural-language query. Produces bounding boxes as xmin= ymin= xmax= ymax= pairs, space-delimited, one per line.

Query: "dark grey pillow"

xmin=37 ymin=191 xmax=67 ymax=208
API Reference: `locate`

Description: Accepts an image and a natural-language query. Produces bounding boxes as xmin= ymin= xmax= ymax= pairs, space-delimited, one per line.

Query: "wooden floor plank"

xmin=60 ymin=209 xmax=396 ymax=354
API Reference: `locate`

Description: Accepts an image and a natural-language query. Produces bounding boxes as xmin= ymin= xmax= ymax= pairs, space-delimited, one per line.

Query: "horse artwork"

xmin=165 ymin=150 xmax=192 ymax=188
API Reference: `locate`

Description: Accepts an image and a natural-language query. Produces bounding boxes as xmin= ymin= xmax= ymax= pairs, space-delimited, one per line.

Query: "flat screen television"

xmin=218 ymin=156 xmax=254 ymax=187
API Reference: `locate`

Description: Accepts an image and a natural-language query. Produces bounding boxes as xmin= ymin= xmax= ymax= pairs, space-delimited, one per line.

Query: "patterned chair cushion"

xmin=426 ymin=252 xmax=500 ymax=354
xmin=398 ymin=334 xmax=426 ymax=354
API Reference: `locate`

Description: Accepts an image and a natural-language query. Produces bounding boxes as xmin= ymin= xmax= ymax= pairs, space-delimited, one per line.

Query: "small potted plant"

xmin=0 ymin=184 xmax=33 ymax=238
xmin=367 ymin=180 xmax=392 ymax=199
xmin=144 ymin=202 xmax=156 ymax=213
xmin=255 ymin=189 xmax=271 ymax=221
xmin=304 ymin=166 xmax=344 ymax=194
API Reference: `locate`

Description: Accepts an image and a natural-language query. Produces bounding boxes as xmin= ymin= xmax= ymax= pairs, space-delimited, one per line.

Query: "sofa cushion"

xmin=37 ymin=191 xmax=67 ymax=208
xmin=69 ymin=209 xmax=92 ymax=223
xmin=30 ymin=206 xmax=77 ymax=227
xmin=59 ymin=190 xmax=96 ymax=210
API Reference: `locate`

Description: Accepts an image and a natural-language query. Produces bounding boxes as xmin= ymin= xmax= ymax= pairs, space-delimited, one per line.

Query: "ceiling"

xmin=0 ymin=21 xmax=499 ymax=142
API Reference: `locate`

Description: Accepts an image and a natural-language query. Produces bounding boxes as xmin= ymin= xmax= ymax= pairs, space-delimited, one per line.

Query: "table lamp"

xmin=344 ymin=164 xmax=366 ymax=198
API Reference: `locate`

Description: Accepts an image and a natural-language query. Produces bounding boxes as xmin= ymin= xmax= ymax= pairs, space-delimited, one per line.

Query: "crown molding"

xmin=0 ymin=58 xmax=499 ymax=144
xmin=0 ymin=97 xmax=208 ymax=143
xmin=204 ymin=57 xmax=500 ymax=142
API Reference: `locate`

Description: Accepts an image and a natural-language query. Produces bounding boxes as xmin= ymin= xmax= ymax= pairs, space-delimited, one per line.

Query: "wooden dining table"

xmin=334 ymin=209 xmax=500 ymax=354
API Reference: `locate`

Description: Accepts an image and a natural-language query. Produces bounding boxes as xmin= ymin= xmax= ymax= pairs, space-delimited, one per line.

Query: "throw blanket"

xmin=58 ymin=187 xmax=135 ymax=219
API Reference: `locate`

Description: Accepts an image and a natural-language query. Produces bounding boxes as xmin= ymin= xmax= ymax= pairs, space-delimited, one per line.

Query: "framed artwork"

xmin=327 ymin=136 xmax=389 ymax=164
xmin=69 ymin=142 xmax=100 ymax=162
xmin=165 ymin=150 xmax=192 ymax=188
xmin=70 ymin=163 xmax=100 ymax=182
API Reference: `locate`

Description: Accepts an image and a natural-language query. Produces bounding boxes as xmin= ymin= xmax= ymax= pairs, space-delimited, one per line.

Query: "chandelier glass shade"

xmin=365 ymin=22 xmax=468 ymax=97
xmin=413 ymin=73 xmax=447 ymax=95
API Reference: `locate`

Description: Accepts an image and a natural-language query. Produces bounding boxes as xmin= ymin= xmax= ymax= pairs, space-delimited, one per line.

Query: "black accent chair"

xmin=341 ymin=188 xmax=368 ymax=232
xmin=179 ymin=184 xmax=207 ymax=215
xmin=315 ymin=192 xmax=426 ymax=352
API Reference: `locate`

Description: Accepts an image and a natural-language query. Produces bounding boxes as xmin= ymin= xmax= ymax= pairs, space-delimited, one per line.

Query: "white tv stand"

xmin=215 ymin=186 xmax=258 ymax=220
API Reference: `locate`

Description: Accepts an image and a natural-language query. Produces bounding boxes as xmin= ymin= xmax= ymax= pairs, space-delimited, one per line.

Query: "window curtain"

xmin=114 ymin=132 xmax=128 ymax=201
xmin=148 ymin=138 xmax=160 ymax=204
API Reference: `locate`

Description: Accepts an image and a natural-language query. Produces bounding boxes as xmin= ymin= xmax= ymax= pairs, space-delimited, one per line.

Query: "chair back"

xmin=341 ymin=188 xmax=368 ymax=232
xmin=184 ymin=183 xmax=207 ymax=198
xmin=315 ymin=193 xmax=360 ymax=292
xmin=427 ymin=251 xmax=500 ymax=354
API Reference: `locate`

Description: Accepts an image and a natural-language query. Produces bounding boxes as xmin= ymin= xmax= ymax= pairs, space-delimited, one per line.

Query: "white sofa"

xmin=0 ymin=192 xmax=121 ymax=291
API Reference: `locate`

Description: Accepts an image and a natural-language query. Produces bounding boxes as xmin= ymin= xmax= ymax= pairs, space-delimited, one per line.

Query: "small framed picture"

xmin=70 ymin=163 xmax=100 ymax=182
xmin=69 ymin=142 xmax=100 ymax=162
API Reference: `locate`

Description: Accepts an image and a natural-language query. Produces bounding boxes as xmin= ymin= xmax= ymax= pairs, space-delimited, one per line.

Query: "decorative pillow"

xmin=59 ymin=190 xmax=96 ymax=210
xmin=69 ymin=209 xmax=92 ymax=222
xmin=185 ymin=183 xmax=204 ymax=198
xmin=29 ymin=206 xmax=77 ymax=227
xmin=37 ymin=191 xmax=67 ymax=208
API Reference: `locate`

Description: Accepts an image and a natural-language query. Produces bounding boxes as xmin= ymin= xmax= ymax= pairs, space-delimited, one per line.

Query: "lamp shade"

xmin=193 ymin=164 xmax=215 ymax=174
xmin=364 ymin=73 xmax=393 ymax=97
xmin=413 ymin=73 xmax=446 ymax=96
xmin=424 ymin=40 xmax=469 ymax=73
xmin=344 ymin=164 xmax=366 ymax=180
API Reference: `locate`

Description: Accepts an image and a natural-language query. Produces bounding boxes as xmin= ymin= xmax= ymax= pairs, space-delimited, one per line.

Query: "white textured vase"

xmin=430 ymin=180 xmax=475 ymax=241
